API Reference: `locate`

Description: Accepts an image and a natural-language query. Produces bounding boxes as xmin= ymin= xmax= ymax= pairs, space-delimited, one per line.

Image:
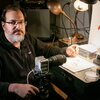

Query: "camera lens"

xmin=48 ymin=54 xmax=66 ymax=66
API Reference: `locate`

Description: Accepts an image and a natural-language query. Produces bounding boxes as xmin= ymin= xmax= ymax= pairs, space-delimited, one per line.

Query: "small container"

xmin=85 ymin=71 xmax=99 ymax=82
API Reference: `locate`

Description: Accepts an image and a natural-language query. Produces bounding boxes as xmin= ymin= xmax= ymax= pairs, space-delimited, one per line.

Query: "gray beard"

xmin=5 ymin=32 xmax=25 ymax=42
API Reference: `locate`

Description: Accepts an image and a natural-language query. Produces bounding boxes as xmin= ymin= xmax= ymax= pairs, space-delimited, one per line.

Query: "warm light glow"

xmin=74 ymin=0 xmax=88 ymax=11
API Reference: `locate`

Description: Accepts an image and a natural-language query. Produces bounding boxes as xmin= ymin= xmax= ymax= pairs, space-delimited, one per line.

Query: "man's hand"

xmin=66 ymin=44 xmax=79 ymax=57
xmin=8 ymin=83 xmax=40 ymax=99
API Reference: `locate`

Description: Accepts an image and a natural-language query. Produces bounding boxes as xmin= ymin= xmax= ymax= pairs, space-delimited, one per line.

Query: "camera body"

xmin=33 ymin=71 xmax=51 ymax=99
xmin=34 ymin=56 xmax=50 ymax=98
xmin=33 ymin=55 xmax=66 ymax=99
xmin=35 ymin=56 xmax=49 ymax=74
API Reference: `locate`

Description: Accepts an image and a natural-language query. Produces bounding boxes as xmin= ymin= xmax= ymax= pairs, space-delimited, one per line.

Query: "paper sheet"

xmin=62 ymin=56 xmax=95 ymax=73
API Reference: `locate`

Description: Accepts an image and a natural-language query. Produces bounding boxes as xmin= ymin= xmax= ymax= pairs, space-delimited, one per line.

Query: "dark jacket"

xmin=0 ymin=32 xmax=67 ymax=100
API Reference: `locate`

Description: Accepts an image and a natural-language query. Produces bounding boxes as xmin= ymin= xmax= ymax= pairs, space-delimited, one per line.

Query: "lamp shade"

xmin=74 ymin=0 xmax=88 ymax=11
xmin=80 ymin=0 xmax=98 ymax=4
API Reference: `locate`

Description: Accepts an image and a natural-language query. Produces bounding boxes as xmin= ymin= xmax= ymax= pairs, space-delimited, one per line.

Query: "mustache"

xmin=13 ymin=29 xmax=24 ymax=34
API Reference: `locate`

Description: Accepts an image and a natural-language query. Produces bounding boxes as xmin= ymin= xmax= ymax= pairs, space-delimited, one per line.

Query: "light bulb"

xmin=74 ymin=0 xmax=88 ymax=11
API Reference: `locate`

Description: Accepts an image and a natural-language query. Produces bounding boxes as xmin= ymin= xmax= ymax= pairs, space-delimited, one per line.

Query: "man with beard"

xmin=0 ymin=4 xmax=79 ymax=100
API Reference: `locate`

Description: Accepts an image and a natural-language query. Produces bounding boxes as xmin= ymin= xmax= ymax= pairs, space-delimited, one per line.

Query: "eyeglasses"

xmin=4 ymin=20 xmax=27 ymax=26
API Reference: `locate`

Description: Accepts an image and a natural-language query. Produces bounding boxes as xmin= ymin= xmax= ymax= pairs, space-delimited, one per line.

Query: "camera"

xmin=32 ymin=71 xmax=51 ymax=99
xmin=33 ymin=54 xmax=66 ymax=99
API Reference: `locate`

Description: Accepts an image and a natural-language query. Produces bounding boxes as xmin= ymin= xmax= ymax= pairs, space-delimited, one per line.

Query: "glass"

xmin=85 ymin=70 xmax=99 ymax=82
xmin=5 ymin=20 xmax=27 ymax=26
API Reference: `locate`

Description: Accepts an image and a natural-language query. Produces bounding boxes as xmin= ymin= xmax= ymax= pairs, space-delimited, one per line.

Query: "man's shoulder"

xmin=25 ymin=33 xmax=41 ymax=44
xmin=25 ymin=33 xmax=37 ymax=40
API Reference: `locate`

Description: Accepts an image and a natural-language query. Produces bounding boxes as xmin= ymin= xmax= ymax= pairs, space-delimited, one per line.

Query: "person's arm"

xmin=26 ymin=34 xmax=68 ymax=58
xmin=0 ymin=82 xmax=39 ymax=99
xmin=0 ymin=60 xmax=10 ymax=97
xmin=8 ymin=83 xmax=39 ymax=98
xmin=0 ymin=60 xmax=39 ymax=99
xmin=26 ymin=34 xmax=79 ymax=58
xmin=0 ymin=82 xmax=10 ymax=97
xmin=33 ymin=37 xmax=79 ymax=58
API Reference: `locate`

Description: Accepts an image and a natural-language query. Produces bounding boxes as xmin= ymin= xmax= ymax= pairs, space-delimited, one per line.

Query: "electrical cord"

xmin=62 ymin=1 xmax=72 ymax=38
xmin=27 ymin=69 xmax=34 ymax=84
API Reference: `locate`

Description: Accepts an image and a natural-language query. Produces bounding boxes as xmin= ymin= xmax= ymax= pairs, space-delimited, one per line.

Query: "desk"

xmin=50 ymin=57 xmax=100 ymax=100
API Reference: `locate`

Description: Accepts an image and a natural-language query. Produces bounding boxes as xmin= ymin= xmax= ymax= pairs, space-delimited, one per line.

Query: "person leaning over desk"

xmin=0 ymin=4 xmax=79 ymax=100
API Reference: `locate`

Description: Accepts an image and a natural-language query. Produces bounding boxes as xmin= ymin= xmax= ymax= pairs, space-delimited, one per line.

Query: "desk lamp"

xmin=47 ymin=0 xmax=84 ymax=44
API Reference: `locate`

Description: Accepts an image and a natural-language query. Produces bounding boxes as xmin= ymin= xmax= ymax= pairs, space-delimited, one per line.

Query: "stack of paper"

xmin=62 ymin=56 xmax=95 ymax=73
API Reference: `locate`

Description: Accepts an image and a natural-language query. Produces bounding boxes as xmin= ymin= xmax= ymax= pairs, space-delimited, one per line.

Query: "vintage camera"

xmin=33 ymin=54 xmax=66 ymax=99
xmin=32 ymin=71 xmax=51 ymax=99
